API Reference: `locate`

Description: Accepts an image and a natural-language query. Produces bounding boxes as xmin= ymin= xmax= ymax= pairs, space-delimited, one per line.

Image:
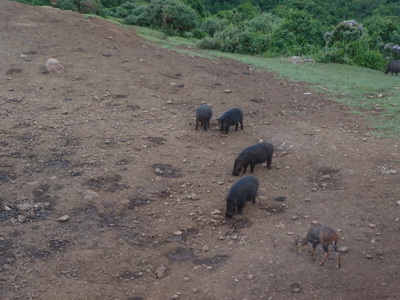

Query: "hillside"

xmin=1 ymin=1 xmax=399 ymax=299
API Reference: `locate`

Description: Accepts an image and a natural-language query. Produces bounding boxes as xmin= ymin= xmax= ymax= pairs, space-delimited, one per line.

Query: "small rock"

xmin=156 ymin=265 xmax=167 ymax=279
xmin=16 ymin=203 xmax=33 ymax=211
xmin=18 ymin=215 xmax=26 ymax=223
xmin=4 ymin=206 xmax=12 ymax=211
xmin=224 ymin=90 xmax=232 ymax=93
xmin=376 ymin=249 xmax=384 ymax=256
xmin=201 ymin=245 xmax=210 ymax=252
xmin=45 ymin=58 xmax=64 ymax=73
xmin=58 ymin=215 xmax=70 ymax=222
xmin=292 ymin=287 xmax=301 ymax=293
xmin=183 ymin=277 xmax=189 ymax=282
xmin=290 ymin=215 xmax=299 ymax=221
xmin=274 ymin=196 xmax=286 ymax=202
xmin=174 ymin=231 xmax=182 ymax=236
xmin=366 ymin=255 xmax=373 ymax=259
xmin=211 ymin=209 xmax=222 ymax=216
xmin=339 ymin=246 xmax=348 ymax=253
xmin=368 ymin=223 xmax=377 ymax=228
xmin=247 ymin=274 xmax=256 ymax=280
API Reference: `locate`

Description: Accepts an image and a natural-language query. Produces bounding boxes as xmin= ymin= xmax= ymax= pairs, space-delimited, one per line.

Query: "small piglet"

xmin=195 ymin=104 xmax=213 ymax=131
xmin=232 ymin=142 xmax=274 ymax=176
xmin=225 ymin=175 xmax=259 ymax=218
xmin=217 ymin=108 xmax=243 ymax=134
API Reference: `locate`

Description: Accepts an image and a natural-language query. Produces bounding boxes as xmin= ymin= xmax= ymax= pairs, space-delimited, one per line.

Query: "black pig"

xmin=385 ymin=60 xmax=400 ymax=75
xmin=217 ymin=108 xmax=243 ymax=134
xmin=225 ymin=175 xmax=259 ymax=218
xmin=195 ymin=104 xmax=213 ymax=131
xmin=232 ymin=142 xmax=274 ymax=176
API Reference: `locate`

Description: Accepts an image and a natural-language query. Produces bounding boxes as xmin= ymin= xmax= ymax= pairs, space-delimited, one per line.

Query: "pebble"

xmin=155 ymin=265 xmax=167 ymax=279
xmin=174 ymin=231 xmax=182 ymax=236
xmin=292 ymin=287 xmax=301 ymax=293
xmin=247 ymin=274 xmax=256 ymax=280
xmin=368 ymin=223 xmax=377 ymax=228
xmin=201 ymin=245 xmax=210 ymax=252
xmin=338 ymin=246 xmax=348 ymax=253
xmin=366 ymin=255 xmax=373 ymax=259
xmin=58 ymin=215 xmax=70 ymax=222
xmin=290 ymin=215 xmax=299 ymax=221
xmin=183 ymin=277 xmax=189 ymax=282
xmin=16 ymin=203 xmax=33 ymax=211
xmin=376 ymin=249 xmax=384 ymax=256
xmin=18 ymin=215 xmax=26 ymax=223
xmin=211 ymin=209 xmax=222 ymax=216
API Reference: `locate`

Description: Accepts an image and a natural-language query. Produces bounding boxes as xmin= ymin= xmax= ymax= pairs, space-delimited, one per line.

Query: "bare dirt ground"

xmin=1 ymin=2 xmax=400 ymax=299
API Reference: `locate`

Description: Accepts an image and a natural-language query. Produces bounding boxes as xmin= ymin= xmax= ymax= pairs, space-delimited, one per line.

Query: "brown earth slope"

xmin=0 ymin=1 xmax=399 ymax=299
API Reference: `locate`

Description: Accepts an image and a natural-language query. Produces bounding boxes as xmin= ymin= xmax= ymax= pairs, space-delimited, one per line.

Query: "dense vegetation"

xmin=16 ymin=0 xmax=400 ymax=70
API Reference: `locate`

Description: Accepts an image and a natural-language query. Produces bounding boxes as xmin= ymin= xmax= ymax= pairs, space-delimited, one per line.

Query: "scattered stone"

xmin=45 ymin=58 xmax=64 ymax=73
xmin=368 ymin=223 xmax=377 ymax=228
xmin=311 ymin=220 xmax=319 ymax=225
xmin=201 ymin=245 xmax=210 ymax=252
xmin=376 ymin=249 xmax=384 ymax=256
xmin=290 ymin=215 xmax=299 ymax=221
xmin=224 ymin=90 xmax=232 ymax=93
xmin=155 ymin=265 xmax=167 ymax=279
xmin=58 ymin=215 xmax=70 ymax=222
xmin=247 ymin=274 xmax=256 ymax=280
xmin=174 ymin=231 xmax=182 ymax=236
xmin=339 ymin=246 xmax=348 ymax=253
xmin=18 ymin=215 xmax=26 ymax=223
xmin=292 ymin=287 xmax=301 ymax=293
xmin=16 ymin=203 xmax=33 ymax=211
xmin=211 ymin=209 xmax=222 ymax=216
xmin=274 ymin=196 xmax=286 ymax=202
xmin=183 ymin=277 xmax=189 ymax=282
xmin=366 ymin=255 xmax=373 ymax=259
xmin=4 ymin=206 xmax=12 ymax=211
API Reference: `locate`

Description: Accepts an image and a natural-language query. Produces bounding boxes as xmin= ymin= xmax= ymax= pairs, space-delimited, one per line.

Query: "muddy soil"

xmin=0 ymin=1 xmax=399 ymax=299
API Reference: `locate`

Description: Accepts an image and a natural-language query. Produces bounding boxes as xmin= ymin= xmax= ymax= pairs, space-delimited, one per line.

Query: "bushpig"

xmin=232 ymin=142 xmax=274 ymax=176
xmin=385 ymin=60 xmax=400 ymax=75
xmin=225 ymin=175 xmax=259 ymax=218
xmin=195 ymin=104 xmax=213 ymax=131
xmin=217 ymin=108 xmax=243 ymax=134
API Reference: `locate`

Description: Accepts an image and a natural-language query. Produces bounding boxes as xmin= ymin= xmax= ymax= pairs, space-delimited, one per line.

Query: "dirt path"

xmin=1 ymin=2 xmax=399 ymax=299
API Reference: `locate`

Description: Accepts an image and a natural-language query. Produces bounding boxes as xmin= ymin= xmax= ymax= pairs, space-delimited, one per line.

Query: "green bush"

xmin=57 ymin=0 xmax=102 ymax=14
xmin=200 ymin=17 xmax=228 ymax=37
xmin=317 ymin=40 xmax=386 ymax=70
xmin=210 ymin=27 xmax=266 ymax=55
xmin=266 ymin=10 xmax=325 ymax=56
xmin=245 ymin=13 xmax=282 ymax=34
xmin=134 ymin=0 xmax=198 ymax=35
xmin=197 ymin=36 xmax=221 ymax=50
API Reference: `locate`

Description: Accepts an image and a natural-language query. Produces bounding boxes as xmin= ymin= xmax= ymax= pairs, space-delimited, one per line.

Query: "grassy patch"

xmin=131 ymin=24 xmax=400 ymax=137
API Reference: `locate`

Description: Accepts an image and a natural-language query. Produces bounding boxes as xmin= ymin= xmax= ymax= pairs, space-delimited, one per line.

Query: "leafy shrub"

xmin=245 ymin=13 xmax=282 ymax=34
xmin=200 ymin=17 xmax=228 ymax=37
xmin=266 ymin=10 xmax=325 ymax=56
xmin=204 ymin=27 xmax=266 ymax=55
xmin=197 ymin=36 xmax=221 ymax=50
xmin=317 ymin=40 xmax=386 ymax=70
xmin=325 ymin=20 xmax=365 ymax=46
xmin=57 ymin=0 xmax=102 ymax=14
xmin=129 ymin=0 xmax=198 ymax=35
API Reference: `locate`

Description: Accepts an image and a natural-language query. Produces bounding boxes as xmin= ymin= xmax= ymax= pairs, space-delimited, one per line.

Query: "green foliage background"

xmin=15 ymin=0 xmax=400 ymax=70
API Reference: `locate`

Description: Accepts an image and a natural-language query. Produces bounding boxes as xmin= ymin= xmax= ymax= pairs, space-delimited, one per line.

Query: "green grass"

xmin=123 ymin=23 xmax=400 ymax=138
